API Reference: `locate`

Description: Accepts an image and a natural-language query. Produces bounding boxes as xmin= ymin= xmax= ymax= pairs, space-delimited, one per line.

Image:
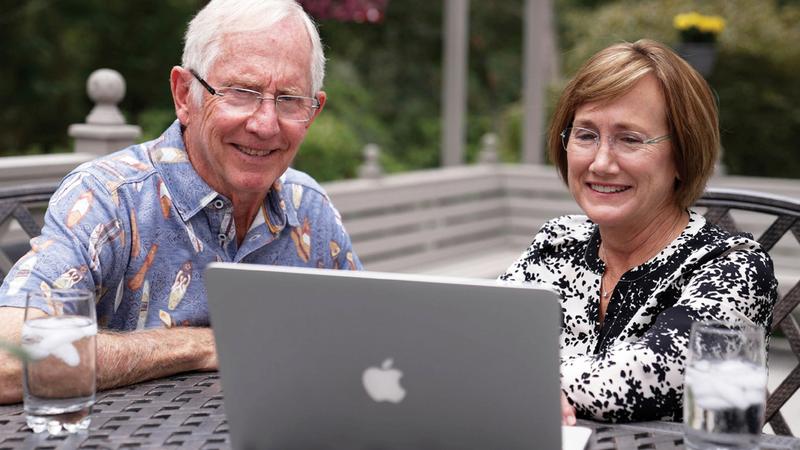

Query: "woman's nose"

xmin=588 ymin=138 xmax=619 ymax=174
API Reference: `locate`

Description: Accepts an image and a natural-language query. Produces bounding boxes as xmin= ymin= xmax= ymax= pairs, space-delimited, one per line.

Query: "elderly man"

xmin=0 ymin=0 xmax=361 ymax=404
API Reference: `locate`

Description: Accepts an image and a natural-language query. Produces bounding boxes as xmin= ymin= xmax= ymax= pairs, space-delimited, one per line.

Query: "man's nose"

xmin=245 ymin=98 xmax=280 ymax=136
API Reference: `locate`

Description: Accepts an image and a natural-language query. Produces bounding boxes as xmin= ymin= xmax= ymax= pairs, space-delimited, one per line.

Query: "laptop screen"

xmin=205 ymin=263 xmax=562 ymax=450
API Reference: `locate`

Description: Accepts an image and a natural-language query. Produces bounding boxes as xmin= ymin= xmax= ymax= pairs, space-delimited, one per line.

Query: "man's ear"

xmin=170 ymin=66 xmax=194 ymax=126
xmin=305 ymin=90 xmax=326 ymax=129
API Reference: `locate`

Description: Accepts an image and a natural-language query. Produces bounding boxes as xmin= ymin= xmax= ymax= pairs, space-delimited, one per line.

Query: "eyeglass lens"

xmin=217 ymin=88 xmax=316 ymax=122
xmin=562 ymin=127 xmax=658 ymax=154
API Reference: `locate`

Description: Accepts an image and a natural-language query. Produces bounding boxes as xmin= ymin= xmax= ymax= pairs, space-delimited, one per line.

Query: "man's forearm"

xmin=0 ymin=356 xmax=23 ymax=404
xmin=97 ymin=327 xmax=217 ymax=391
xmin=0 ymin=327 xmax=217 ymax=405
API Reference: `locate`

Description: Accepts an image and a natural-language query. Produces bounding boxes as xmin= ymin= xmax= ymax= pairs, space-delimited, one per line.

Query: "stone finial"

xmin=68 ymin=68 xmax=142 ymax=156
xmin=478 ymin=132 xmax=499 ymax=164
xmin=85 ymin=69 xmax=127 ymax=125
xmin=358 ymin=143 xmax=383 ymax=179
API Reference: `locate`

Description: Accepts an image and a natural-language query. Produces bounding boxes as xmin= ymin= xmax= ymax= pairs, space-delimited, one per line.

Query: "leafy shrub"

xmin=293 ymin=113 xmax=363 ymax=182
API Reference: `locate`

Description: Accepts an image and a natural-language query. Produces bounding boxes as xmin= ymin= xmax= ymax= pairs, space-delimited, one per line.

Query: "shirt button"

xmin=213 ymin=199 xmax=225 ymax=210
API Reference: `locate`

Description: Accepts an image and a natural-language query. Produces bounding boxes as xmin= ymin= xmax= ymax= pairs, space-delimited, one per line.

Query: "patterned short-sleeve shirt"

xmin=0 ymin=120 xmax=362 ymax=330
xmin=500 ymin=211 xmax=776 ymax=422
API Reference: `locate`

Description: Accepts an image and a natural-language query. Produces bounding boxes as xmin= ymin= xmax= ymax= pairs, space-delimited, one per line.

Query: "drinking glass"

xmin=21 ymin=288 xmax=97 ymax=435
xmin=683 ymin=321 xmax=767 ymax=450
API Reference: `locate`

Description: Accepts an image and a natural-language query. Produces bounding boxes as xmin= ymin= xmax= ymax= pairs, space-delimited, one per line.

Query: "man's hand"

xmin=561 ymin=391 xmax=577 ymax=425
xmin=0 ymin=307 xmax=218 ymax=405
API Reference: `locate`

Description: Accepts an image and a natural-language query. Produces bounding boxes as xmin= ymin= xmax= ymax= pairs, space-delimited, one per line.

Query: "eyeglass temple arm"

xmin=643 ymin=134 xmax=671 ymax=144
xmin=188 ymin=69 xmax=217 ymax=96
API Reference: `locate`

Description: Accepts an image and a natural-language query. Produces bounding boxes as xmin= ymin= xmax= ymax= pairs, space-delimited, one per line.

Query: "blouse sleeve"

xmin=560 ymin=236 xmax=777 ymax=422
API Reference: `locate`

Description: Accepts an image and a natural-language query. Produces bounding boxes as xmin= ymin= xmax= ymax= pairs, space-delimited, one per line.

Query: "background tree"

xmin=1 ymin=0 xmax=798 ymax=180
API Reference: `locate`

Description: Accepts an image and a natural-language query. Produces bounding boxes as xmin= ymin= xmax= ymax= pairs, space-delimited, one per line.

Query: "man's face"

xmin=174 ymin=17 xmax=325 ymax=203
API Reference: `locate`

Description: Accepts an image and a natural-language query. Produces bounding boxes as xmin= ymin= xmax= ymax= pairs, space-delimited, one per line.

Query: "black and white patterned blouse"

xmin=500 ymin=210 xmax=777 ymax=422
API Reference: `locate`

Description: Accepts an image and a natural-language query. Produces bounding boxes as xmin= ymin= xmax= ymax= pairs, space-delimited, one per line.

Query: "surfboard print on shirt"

xmin=150 ymin=147 xmax=188 ymax=164
xmin=67 ymin=191 xmax=94 ymax=228
xmin=157 ymin=179 xmax=173 ymax=219
xmin=292 ymin=184 xmax=304 ymax=209
xmin=7 ymin=255 xmax=37 ymax=296
xmin=127 ymin=244 xmax=158 ymax=291
xmin=168 ymin=261 xmax=192 ymax=310
xmin=52 ymin=265 xmax=89 ymax=289
xmin=51 ymin=173 xmax=88 ymax=204
xmin=136 ymin=280 xmax=151 ymax=329
xmin=88 ymin=219 xmax=124 ymax=272
xmin=291 ymin=217 xmax=312 ymax=262
xmin=130 ymin=208 xmax=141 ymax=258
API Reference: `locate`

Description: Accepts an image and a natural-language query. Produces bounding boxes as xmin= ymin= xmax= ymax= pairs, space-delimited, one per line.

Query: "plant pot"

xmin=677 ymin=42 xmax=717 ymax=77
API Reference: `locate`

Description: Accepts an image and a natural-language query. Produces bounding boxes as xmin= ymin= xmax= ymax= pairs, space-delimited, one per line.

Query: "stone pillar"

xmin=441 ymin=0 xmax=469 ymax=167
xmin=68 ymin=69 xmax=142 ymax=156
xmin=521 ymin=0 xmax=556 ymax=164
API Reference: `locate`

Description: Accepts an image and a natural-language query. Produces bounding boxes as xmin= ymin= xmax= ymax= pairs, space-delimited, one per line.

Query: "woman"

xmin=501 ymin=39 xmax=777 ymax=423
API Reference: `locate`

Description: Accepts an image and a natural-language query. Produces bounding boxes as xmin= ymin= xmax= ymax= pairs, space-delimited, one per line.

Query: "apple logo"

xmin=362 ymin=358 xmax=407 ymax=403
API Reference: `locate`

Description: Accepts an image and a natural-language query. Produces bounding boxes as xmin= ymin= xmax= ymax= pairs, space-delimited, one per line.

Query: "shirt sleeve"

xmin=0 ymin=172 xmax=130 ymax=311
xmin=560 ymin=238 xmax=777 ymax=422
xmin=501 ymin=215 xmax=590 ymax=283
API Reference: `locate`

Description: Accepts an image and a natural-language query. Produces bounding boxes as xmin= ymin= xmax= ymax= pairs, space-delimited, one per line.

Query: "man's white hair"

xmin=182 ymin=0 xmax=325 ymax=103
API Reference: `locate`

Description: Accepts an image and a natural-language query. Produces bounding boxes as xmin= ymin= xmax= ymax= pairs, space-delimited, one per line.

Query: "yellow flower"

xmin=674 ymin=12 xmax=701 ymax=31
xmin=673 ymin=11 xmax=726 ymax=35
xmin=699 ymin=16 xmax=726 ymax=34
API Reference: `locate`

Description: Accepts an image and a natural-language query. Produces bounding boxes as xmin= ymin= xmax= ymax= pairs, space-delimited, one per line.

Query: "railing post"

xmin=68 ymin=69 xmax=142 ymax=156
xmin=478 ymin=132 xmax=499 ymax=164
xmin=358 ymin=143 xmax=383 ymax=179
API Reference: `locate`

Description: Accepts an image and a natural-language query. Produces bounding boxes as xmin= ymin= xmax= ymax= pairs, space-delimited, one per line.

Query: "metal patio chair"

xmin=696 ymin=187 xmax=800 ymax=436
xmin=0 ymin=183 xmax=60 ymax=279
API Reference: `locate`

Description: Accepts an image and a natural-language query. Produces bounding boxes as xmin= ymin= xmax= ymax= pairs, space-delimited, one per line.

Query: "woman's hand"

xmin=561 ymin=391 xmax=577 ymax=425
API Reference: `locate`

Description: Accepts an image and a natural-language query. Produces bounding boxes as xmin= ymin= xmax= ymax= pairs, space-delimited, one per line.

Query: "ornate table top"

xmin=1 ymin=372 xmax=798 ymax=449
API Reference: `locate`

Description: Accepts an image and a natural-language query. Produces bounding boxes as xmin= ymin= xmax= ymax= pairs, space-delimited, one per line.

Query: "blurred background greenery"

xmin=1 ymin=0 xmax=798 ymax=180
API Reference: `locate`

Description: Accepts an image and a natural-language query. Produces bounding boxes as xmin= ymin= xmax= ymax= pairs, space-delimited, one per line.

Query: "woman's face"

xmin=566 ymin=74 xmax=680 ymax=231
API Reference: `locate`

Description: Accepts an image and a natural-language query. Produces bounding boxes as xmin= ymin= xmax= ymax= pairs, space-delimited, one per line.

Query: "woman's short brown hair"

xmin=548 ymin=39 xmax=719 ymax=210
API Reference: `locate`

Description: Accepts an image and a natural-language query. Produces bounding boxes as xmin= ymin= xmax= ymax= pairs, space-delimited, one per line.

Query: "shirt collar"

xmin=245 ymin=174 xmax=301 ymax=234
xmin=585 ymin=209 xmax=706 ymax=276
xmin=149 ymin=120 xmax=298 ymax=231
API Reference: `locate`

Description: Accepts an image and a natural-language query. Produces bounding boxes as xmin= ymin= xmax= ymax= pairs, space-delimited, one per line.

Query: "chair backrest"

xmin=696 ymin=187 xmax=800 ymax=436
xmin=0 ymin=183 xmax=60 ymax=280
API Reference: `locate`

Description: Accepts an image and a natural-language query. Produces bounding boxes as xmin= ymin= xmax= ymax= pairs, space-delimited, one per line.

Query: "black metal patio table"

xmin=1 ymin=371 xmax=799 ymax=449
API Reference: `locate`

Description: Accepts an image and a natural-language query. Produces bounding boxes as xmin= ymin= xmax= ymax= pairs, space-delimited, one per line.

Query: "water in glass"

xmin=683 ymin=322 xmax=766 ymax=450
xmin=21 ymin=290 xmax=97 ymax=435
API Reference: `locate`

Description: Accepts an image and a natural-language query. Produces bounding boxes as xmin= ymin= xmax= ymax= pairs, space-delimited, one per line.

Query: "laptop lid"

xmin=205 ymin=262 xmax=562 ymax=450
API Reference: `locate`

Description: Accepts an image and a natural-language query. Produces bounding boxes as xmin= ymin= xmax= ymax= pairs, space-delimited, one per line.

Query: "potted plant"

xmin=673 ymin=11 xmax=726 ymax=76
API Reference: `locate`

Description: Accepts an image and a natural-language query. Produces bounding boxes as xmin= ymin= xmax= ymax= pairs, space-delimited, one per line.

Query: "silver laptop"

xmin=205 ymin=262 xmax=562 ymax=450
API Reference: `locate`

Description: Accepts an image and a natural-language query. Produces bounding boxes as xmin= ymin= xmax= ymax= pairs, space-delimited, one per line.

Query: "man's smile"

xmin=234 ymin=144 xmax=277 ymax=157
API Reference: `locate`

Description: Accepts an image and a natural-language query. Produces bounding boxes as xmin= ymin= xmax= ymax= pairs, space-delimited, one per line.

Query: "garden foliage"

xmin=1 ymin=0 xmax=798 ymax=179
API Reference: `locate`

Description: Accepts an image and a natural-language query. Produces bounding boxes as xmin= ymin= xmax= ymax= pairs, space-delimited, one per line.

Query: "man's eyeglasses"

xmin=189 ymin=69 xmax=320 ymax=123
xmin=560 ymin=126 xmax=671 ymax=157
